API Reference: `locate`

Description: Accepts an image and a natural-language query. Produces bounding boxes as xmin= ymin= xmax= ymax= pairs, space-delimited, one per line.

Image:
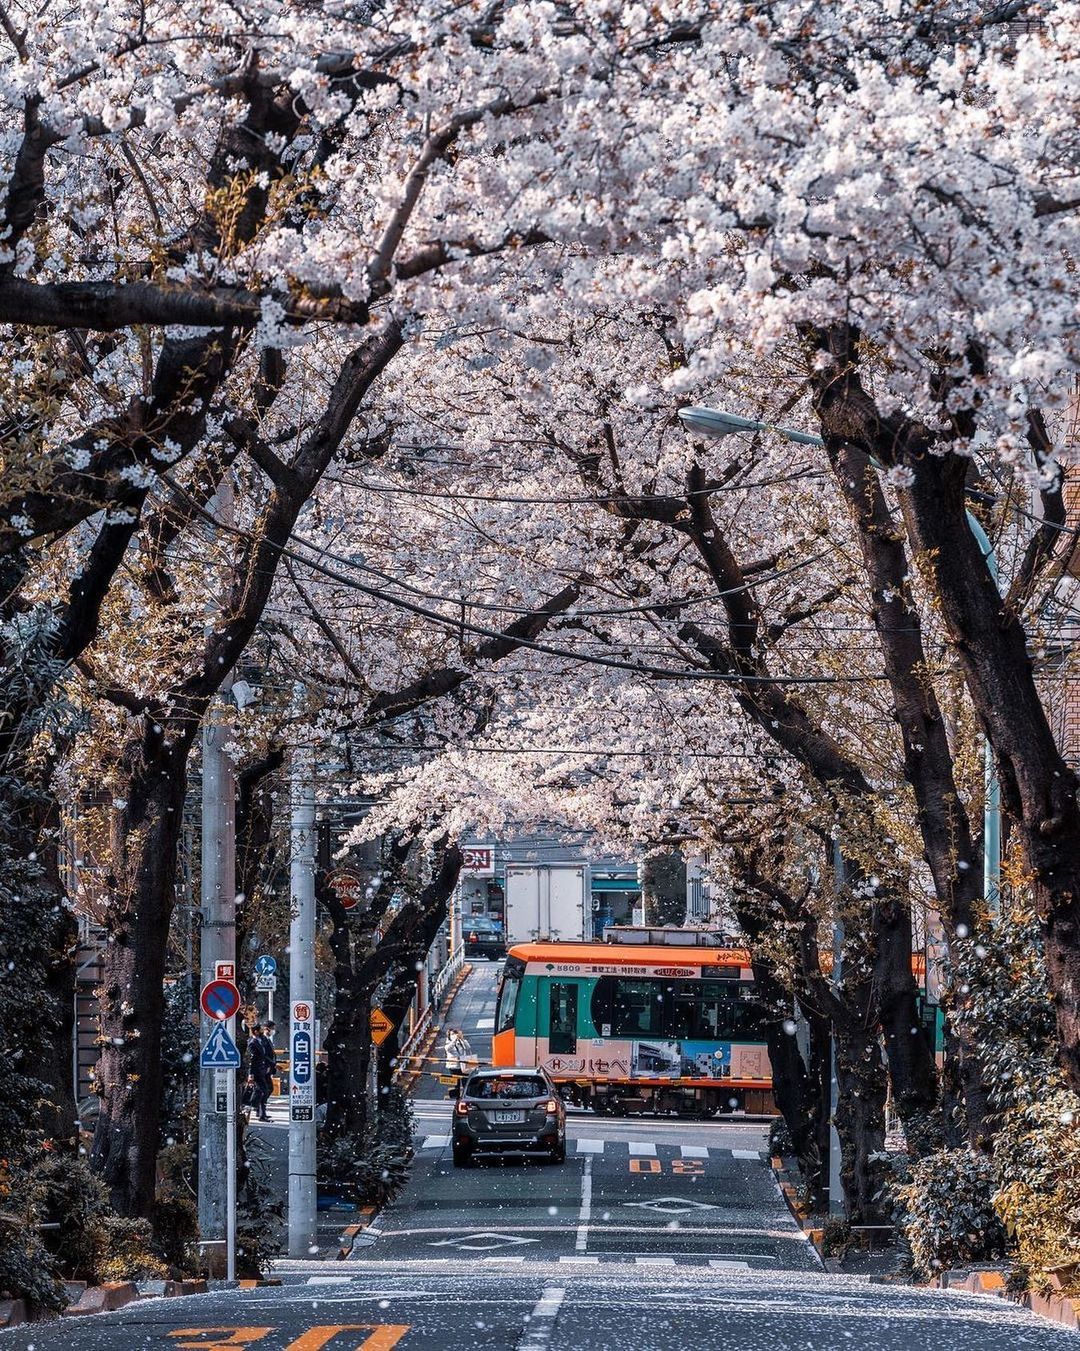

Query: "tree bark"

xmin=832 ymin=1019 xmax=888 ymax=1225
xmin=90 ymin=749 xmax=188 ymax=1216
xmin=897 ymin=449 xmax=1080 ymax=1092
xmin=821 ymin=441 xmax=989 ymax=1142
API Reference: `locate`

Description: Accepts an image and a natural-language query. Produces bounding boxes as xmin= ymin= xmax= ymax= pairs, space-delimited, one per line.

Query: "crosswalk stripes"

xmin=709 ymin=1259 xmax=751 ymax=1270
xmin=415 ymin=1133 xmax=763 ymax=1161
xmin=575 ymin=1138 xmax=605 ymax=1154
xmin=636 ymin=1256 xmax=675 ymax=1266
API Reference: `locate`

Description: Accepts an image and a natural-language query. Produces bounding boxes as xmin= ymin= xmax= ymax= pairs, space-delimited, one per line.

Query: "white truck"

xmin=504 ymin=864 xmax=588 ymax=945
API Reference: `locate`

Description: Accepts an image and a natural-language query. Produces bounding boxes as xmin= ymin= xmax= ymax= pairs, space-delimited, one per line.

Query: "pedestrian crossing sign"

xmin=200 ymin=1021 xmax=241 ymax=1069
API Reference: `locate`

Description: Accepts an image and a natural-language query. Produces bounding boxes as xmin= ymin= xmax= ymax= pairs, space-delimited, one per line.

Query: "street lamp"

xmin=677 ymin=405 xmax=1001 ymax=916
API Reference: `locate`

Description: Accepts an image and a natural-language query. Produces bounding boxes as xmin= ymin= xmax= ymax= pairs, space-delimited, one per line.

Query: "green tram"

xmin=491 ymin=935 xmax=775 ymax=1116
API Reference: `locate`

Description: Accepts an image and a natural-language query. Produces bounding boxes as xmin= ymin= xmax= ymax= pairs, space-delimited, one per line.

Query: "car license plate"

xmin=494 ymin=1110 xmax=524 ymax=1124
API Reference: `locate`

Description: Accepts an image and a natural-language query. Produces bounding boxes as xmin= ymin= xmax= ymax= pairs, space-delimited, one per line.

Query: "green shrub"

xmin=236 ymin=1128 xmax=284 ymax=1277
xmin=887 ymin=1147 xmax=1005 ymax=1279
xmin=151 ymin=1143 xmax=199 ymax=1274
xmin=35 ymin=1153 xmax=167 ymax=1283
xmin=319 ymin=1089 xmax=415 ymax=1209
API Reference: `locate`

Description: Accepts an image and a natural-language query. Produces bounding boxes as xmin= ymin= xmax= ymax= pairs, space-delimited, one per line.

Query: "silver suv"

xmin=452 ymin=1067 xmax=566 ymax=1166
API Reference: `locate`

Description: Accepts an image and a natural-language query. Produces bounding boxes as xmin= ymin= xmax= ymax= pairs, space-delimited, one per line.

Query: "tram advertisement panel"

xmin=539 ymin=1037 xmax=736 ymax=1081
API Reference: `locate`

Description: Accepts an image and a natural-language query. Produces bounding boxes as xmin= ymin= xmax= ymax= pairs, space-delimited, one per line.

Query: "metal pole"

xmin=197 ymin=480 xmax=236 ymax=1274
xmin=965 ymin=512 xmax=1002 ymax=918
xmin=288 ymin=739 xmax=317 ymax=1259
xmin=225 ymin=1020 xmax=236 ymax=1283
xmin=829 ymin=835 xmax=844 ymax=1218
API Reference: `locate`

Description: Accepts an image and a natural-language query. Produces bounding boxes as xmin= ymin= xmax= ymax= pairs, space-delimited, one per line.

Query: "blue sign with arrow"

xmin=254 ymin=955 xmax=277 ymax=977
xmin=200 ymin=1022 xmax=242 ymax=1069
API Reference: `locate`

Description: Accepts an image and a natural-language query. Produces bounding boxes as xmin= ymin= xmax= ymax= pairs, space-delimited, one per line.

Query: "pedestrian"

xmin=248 ymin=1022 xmax=276 ymax=1122
xmin=443 ymin=1026 xmax=469 ymax=1073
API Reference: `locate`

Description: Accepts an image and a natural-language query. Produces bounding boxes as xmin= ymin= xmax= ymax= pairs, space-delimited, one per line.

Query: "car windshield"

xmin=468 ymin=1075 xmax=547 ymax=1099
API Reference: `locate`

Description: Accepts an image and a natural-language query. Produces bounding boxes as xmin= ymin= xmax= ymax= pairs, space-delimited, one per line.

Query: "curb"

xmin=769 ymin=1154 xmax=828 ymax=1266
xmin=0 ymin=1276 xmax=214 ymax=1331
xmin=931 ymin=1268 xmax=1080 ymax=1332
xmin=336 ymin=1205 xmax=378 ymax=1259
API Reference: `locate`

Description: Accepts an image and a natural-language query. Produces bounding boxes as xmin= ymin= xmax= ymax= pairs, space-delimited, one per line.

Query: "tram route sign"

xmin=370 ymin=1008 xmax=395 ymax=1046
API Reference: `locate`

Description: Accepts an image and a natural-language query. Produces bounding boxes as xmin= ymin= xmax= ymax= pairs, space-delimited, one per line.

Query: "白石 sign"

xmin=290 ymin=999 xmax=315 ymax=1123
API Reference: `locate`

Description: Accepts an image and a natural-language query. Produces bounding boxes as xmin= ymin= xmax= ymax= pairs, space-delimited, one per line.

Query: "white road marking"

xmin=476 ymin=1018 xmax=495 ymax=1029
xmin=306 ymin=1276 xmax=354 ymax=1284
xmin=559 ymin=1255 xmax=599 ymax=1264
xmin=576 ymin=1154 xmax=593 ymax=1253
xmin=519 ymin=1286 xmax=566 ymax=1350
xmin=709 ymin=1259 xmax=752 ymax=1270
xmin=421 ymin=1134 xmax=451 ymax=1150
xmin=635 ymin=1256 xmax=676 ymax=1266
xmin=679 ymin=1144 xmax=709 ymax=1158
xmin=628 ymin=1141 xmax=656 ymax=1156
xmin=732 ymin=1149 xmax=762 ymax=1160
xmin=483 ymin=1255 xmax=527 ymax=1262
xmin=429 ymin=1232 xmax=540 ymax=1251
xmin=575 ymin=1137 xmax=605 ymax=1154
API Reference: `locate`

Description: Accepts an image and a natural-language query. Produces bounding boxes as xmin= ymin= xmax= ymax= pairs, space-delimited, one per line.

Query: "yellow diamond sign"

xmin=370 ymin=1008 xmax=395 ymax=1045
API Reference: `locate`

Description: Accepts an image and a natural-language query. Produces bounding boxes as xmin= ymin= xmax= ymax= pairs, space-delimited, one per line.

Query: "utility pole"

xmin=288 ymin=737 xmax=317 ymax=1258
xmin=197 ymin=482 xmax=236 ymax=1276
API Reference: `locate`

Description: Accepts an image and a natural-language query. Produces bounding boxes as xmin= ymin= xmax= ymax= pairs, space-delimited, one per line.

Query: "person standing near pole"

xmin=247 ymin=1024 xmax=275 ymax=1122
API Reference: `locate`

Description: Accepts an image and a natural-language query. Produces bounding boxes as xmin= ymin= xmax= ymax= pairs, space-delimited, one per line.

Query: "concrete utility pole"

xmin=288 ymin=739 xmax=317 ymax=1258
xmin=197 ymin=484 xmax=237 ymax=1275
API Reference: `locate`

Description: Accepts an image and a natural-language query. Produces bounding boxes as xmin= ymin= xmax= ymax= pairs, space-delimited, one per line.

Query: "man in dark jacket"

xmin=248 ymin=1023 xmax=276 ymax=1121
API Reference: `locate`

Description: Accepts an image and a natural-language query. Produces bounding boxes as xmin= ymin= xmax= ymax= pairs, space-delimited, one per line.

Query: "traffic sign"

xmin=201 ymin=979 xmax=241 ymax=1022
xmin=215 ymin=960 xmax=236 ymax=982
xmin=327 ymin=868 xmax=364 ymax=910
xmin=370 ymin=1008 xmax=395 ymax=1046
xmin=255 ymin=973 xmax=277 ymax=992
xmin=254 ymin=955 xmax=277 ymax=977
xmin=200 ymin=1021 xmax=242 ymax=1069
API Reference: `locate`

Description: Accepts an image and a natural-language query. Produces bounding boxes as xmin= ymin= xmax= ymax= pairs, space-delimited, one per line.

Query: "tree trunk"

xmin=641 ymin=852 xmax=688 ymax=926
xmin=873 ymin=897 xmax=941 ymax=1157
xmin=832 ymin=1021 xmax=888 ymax=1225
xmin=897 ymin=448 xmax=1080 ymax=1092
xmin=90 ymin=747 xmax=188 ymax=1217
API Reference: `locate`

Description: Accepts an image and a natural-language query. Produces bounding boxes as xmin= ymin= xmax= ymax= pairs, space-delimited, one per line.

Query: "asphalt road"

xmin=5 ymin=963 xmax=1077 ymax=1349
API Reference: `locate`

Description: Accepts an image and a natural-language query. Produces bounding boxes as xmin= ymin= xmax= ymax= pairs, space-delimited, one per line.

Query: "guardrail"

xmin=396 ymin=943 xmax=466 ymax=1070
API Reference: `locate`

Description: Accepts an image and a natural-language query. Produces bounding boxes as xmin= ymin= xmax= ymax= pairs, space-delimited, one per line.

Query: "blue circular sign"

xmin=255 ymin=955 xmax=277 ymax=977
xmin=200 ymin=979 xmax=240 ymax=1022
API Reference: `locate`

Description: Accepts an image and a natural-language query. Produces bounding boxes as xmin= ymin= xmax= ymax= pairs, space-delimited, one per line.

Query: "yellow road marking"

xmin=168 ymin=1330 xmax=274 ymax=1349
xmin=285 ymin=1326 xmax=411 ymax=1350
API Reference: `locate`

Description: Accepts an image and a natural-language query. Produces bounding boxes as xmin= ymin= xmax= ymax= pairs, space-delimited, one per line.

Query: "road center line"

xmin=519 ymin=1286 xmax=567 ymax=1349
xmin=576 ymin=1154 xmax=593 ymax=1252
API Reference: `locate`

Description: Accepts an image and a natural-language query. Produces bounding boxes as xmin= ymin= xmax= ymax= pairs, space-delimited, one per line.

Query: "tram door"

xmin=549 ymin=982 xmax=578 ymax=1056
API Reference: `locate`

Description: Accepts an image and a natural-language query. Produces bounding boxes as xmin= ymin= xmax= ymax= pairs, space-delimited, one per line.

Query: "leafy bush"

xmin=236 ymin=1128 xmax=284 ymax=1278
xmin=993 ymin=1087 xmax=1080 ymax=1294
xmin=887 ymin=1147 xmax=1005 ymax=1279
xmin=0 ymin=1156 xmax=63 ymax=1310
xmin=36 ymin=1153 xmax=167 ymax=1282
xmin=768 ymin=1116 xmax=795 ymax=1159
xmin=151 ymin=1143 xmax=199 ymax=1274
xmin=319 ymin=1089 xmax=415 ymax=1209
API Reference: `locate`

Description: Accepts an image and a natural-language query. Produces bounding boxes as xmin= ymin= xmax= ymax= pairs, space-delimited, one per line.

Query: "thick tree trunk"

xmin=873 ymin=897 xmax=941 ymax=1157
xmin=832 ymin=1021 xmax=888 ymax=1225
xmin=897 ymin=449 xmax=1080 ymax=1092
xmin=90 ymin=749 xmax=188 ymax=1217
xmin=641 ymin=852 xmax=688 ymax=926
